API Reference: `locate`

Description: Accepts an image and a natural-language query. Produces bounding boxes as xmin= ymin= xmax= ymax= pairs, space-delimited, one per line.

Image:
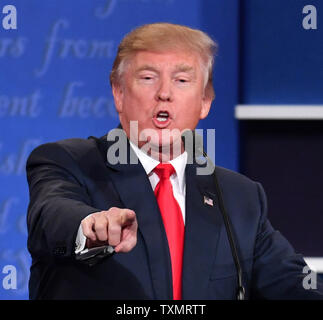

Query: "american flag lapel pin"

xmin=203 ymin=195 xmax=214 ymax=207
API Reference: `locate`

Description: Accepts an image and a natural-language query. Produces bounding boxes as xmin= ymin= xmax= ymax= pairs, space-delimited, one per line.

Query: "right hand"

xmin=81 ymin=207 xmax=137 ymax=253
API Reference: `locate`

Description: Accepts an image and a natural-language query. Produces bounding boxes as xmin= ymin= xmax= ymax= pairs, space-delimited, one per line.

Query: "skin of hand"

xmin=81 ymin=207 xmax=138 ymax=253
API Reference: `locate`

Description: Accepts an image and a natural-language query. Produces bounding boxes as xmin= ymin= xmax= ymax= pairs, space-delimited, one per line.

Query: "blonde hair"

xmin=110 ymin=23 xmax=217 ymax=99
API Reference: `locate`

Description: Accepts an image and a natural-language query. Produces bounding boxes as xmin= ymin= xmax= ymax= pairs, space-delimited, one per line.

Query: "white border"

xmin=304 ymin=257 xmax=323 ymax=273
xmin=235 ymin=105 xmax=323 ymax=120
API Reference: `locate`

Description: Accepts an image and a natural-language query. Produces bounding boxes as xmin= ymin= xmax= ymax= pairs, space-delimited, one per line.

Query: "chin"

xmin=137 ymin=126 xmax=182 ymax=152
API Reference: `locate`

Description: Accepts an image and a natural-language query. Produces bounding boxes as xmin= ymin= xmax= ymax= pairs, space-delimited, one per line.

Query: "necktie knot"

xmin=154 ymin=163 xmax=175 ymax=180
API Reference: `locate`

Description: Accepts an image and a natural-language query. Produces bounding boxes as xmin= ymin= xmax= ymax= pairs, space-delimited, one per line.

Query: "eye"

xmin=175 ymin=77 xmax=190 ymax=84
xmin=138 ymin=73 xmax=156 ymax=82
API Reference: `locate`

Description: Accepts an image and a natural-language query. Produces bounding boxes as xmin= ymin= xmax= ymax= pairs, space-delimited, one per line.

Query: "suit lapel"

xmin=97 ymin=133 xmax=173 ymax=299
xmin=94 ymin=131 xmax=222 ymax=299
xmin=182 ymin=163 xmax=223 ymax=299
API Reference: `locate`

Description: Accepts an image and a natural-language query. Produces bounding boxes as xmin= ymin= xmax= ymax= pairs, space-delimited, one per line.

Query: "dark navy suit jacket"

xmin=26 ymin=133 xmax=323 ymax=299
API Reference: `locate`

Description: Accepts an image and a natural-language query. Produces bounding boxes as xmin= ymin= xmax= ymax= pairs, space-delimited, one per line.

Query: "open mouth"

xmin=156 ymin=111 xmax=169 ymax=122
xmin=153 ymin=110 xmax=172 ymax=128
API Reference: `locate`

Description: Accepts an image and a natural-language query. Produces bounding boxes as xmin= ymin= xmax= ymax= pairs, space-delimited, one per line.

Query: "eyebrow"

xmin=135 ymin=65 xmax=159 ymax=74
xmin=173 ymin=64 xmax=195 ymax=74
xmin=135 ymin=64 xmax=196 ymax=76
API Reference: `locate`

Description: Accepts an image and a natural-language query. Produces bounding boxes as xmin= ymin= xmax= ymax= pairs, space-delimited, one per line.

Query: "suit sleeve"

xmin=250 ymin=182 xmax=323 ymax=299
xmin=26 ymin=142 xmax=100 ymax=260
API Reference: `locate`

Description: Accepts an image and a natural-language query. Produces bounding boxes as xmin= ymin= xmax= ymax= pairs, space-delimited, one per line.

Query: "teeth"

xmin=158 ymin=112 xmax=169 ymax=117
xmin=156 ymin=111 xmax=169 ymax=122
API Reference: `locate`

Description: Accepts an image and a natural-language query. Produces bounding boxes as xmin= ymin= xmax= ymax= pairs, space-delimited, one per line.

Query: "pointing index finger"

xmin=120 ymin=209 xmax=136 ymax=226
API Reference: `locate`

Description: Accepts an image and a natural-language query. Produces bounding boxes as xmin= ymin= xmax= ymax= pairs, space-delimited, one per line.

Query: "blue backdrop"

xmin=240 ymin=0 xmax=323 ymax=104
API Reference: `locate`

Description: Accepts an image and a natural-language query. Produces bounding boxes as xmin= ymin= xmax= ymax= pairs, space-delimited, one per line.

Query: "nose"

xmin=155 ymin=78 xmax=173 ymax=102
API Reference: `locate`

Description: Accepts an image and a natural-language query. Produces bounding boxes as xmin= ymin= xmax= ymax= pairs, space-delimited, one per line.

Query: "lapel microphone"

xmin=181 ymin=130 xmax=246 ymax=300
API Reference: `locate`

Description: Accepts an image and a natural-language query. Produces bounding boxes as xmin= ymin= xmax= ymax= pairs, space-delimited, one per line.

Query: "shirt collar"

xmin=129 ymin=141 xmax=187 ymax=193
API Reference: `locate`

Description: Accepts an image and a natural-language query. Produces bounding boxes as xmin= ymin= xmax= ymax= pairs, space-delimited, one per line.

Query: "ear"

xmin=112 ymin=84 xmax=124 ymax=114
xmin=199 ymin=93 xmax=214 ymax=120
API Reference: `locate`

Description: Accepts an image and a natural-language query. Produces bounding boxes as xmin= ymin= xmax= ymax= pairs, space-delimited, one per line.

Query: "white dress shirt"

xmin=129 ymin=141 xmax=187 ymax=223
xmin=75 ymin=142 xmax=188 ymax=253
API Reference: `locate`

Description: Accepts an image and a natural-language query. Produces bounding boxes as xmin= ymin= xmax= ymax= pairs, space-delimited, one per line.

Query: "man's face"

xmin=112 ymin=50 xmax=212 ymax=153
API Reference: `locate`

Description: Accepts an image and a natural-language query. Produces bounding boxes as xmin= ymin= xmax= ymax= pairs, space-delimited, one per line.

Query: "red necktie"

xmin=154 ymin=163 xmax=184 ymax=300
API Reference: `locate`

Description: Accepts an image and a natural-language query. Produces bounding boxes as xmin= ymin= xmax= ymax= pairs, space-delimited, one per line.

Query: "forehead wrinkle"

xmin=134 ymin=60 xmax=196 ymax=71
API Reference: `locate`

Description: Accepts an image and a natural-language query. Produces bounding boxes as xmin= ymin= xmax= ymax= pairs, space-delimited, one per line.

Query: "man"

xmin=26 ymin=23 xmax=323 ymax=300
